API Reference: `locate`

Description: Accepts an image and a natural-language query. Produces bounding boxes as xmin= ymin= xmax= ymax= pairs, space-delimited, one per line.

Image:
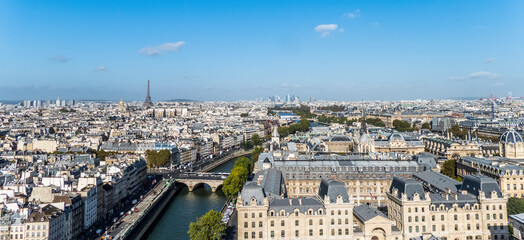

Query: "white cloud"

xmin=485 ymin=57 xmax=496 ymax=63
xmin=449 ymin=71 xmax=501 ymax=81
xmin=139 ymin=41 xmax=185 ymax=56
xmin=344 ymin=9 xmax=360 ymax=18
xmin=314 ymin=24 xmax=339 ymax=37
xmin=49 ymin=55 xmax=71 ymax=63
xmin=372 ymin=22 xmax=380 ymax=27
xmin=94 ymin=66 xmax=109 ymax=72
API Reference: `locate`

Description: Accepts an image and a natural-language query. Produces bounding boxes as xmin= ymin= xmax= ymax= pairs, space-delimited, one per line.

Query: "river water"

xmin=143 ymin=156 xmax=246 ymax=240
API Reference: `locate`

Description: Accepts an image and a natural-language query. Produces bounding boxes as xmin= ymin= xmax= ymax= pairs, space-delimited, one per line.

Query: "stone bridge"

xmin=174 ymin=172 xmax=230 ymax=192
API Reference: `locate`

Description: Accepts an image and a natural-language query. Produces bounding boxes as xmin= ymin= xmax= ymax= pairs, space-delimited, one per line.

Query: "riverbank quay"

xmin=100 ymin=176 xmax=177 ymax=240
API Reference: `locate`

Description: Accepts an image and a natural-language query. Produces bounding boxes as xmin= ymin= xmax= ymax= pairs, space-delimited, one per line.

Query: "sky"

xmin=1 ymin=0 xmax=523 ymax=101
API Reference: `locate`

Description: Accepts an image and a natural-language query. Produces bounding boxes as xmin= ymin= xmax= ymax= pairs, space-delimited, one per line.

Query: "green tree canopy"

xmin=251 ymin=134 xmax=261 ymax=146
xmin=393 ymin=120 xmax=414 ymax=132
xmin=145 ymin=149 xmax=172 ymax=168
xmin=508 ymin=197 xmax=524 ymax=215
xmin=188 ymin=210 xmax=226 ymax=240
xmin=234 ymin=156 xmax=253 ymax=173
xmin=441 ymin=159 xmax=458 ymax=180
xmin=422 ymin=122 xmax=431 ymax=130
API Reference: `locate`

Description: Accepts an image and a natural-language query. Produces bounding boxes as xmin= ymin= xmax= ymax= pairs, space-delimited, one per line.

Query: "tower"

xmin=143 ymin=80 xmax=153 ymax=107
xmin=270 ymin=126 xmax=280 ymax=151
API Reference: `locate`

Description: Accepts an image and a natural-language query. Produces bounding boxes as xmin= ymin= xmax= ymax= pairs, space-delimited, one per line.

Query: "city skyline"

xmin=1 ymin=0 xmax=523 ymax=101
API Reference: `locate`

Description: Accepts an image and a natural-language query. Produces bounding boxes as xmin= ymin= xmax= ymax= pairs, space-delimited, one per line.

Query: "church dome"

xmin=389 ymin=132 xmax=405 ymax=141
xmin=500 ymin=129 xmax=523 ymax=144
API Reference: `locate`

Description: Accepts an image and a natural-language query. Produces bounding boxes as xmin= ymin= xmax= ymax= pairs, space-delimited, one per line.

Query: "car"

xmin=119 ymin=212 xmax=124 ymax=216
xmin=113 ymin=218 xmax=118 ymax=223
xmin=132 ymin=199 xmax=137 ymax=204
xmin=128 ymin=211 xmax=132 ymax=215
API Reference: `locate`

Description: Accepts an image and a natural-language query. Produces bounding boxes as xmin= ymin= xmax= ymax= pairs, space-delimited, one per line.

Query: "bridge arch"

xmin=176 ymin=179 xmax=224 ymax=193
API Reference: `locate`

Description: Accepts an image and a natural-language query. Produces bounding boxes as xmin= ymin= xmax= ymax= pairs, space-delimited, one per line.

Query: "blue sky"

xmin=1 ymin=0 xmax=523 ymax=101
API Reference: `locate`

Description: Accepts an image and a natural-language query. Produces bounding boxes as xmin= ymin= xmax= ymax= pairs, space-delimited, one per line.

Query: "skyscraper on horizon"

xmin=143 ymin=80 xmax=153 ymax=107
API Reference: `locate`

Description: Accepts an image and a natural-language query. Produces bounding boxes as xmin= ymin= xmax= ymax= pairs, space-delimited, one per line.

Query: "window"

xmin=476 ymin=214 xmax=479 ymax=220
xmin=408 ymin=207 xmax=411 ymax=213
xmin=441 ymin=215 xmax=445 ymax=221
xmin=281 ymin=220 xmax=285 ymax=226
xmin=244 ymin=232 xmax=248 ymax=239
xmin=455 ymin=224 xmax=458 ymax=231
xmin=252 ymin=222 xmax=255 ymax=228
xmin=409 ymin=226 xmax=412 ymax=233
xmin=295 ymin=230 xmax=299 ymax=237
xmin=295 ymin=220 xmax=299 ymax=226
xmin=409 ymin=216 xmax=412 ymax=222
xmin=295 ymin=211 xmax=298 ymax=216
xmin=281 ymin=230 xmax=285 ymax=238
xmin=442 ymin=225 xmax=445 ymax=231
xmin=319 ymin=229 xmax=323 ymax=236
xmin=259 ymin=212 xmax=262 ymax=218
xmin=454 ymin=215 xmax=458 ymax=221
xmin=500 ymin=213 xmax=503 ymax=219
xmin=345 ymin=218 xmax=349 ymax=224
xmin=432 ymin=225 xmax=436 ymax=231
xmin=345 ymin=210 xmax=348 ymax=215
xmin=319 ymin=219 xmax=323 ymax=225
xmin=252 ymin=232 xmax=256 ymax=238
xmin=432 ymin=216 xmax=435 ymax=221
xmin=338 ymin=219 xmax=341 ymax=225
xmin=259 ymin=232 xmax=263 ymax=238
xmin=416 ymin=226 xmax=419 ymax=233
xmin=331 ymin=210 xmax=334 ymax=215
xmin=309 ymin=229 xmax=313 ymax=236
xmin=259 ymin=222 xmax=263 ymax=228
xmin=270 ymin=231 xmax=274 ymax=238
xmin=422 ymin=216 xmax=425 ymax=222
xmin=422 ymin=226 xmax=426 ymax=232
xmin=252 ymin=213 xmax=255 ymax=218
xmin=331 ymin=229 xmax=335 ymax=236
xmin=244 ymin=222 xmax=248 ymax=228
xmin=245 ymin=213 xmax=248 ymax=218
xmin=415 ymin=216 xmax=419 ymax=222
xmin=338 ymin=229 xmax=342 ymax=235
xmin=346 ymin=228 xmax=349 ymax=235
xmin=309 ymin=219 xmax=313 ymax=225
xmin=270 ymin=211 xmax=274 ymax=216
xmin=331 ymin=219 xmax=334 ymax=225
xmin=467 ymin=214 xmax=470 ymax=220
xmin=493 ymin=214 xmax=496 ymax=219
xmin=270 ymin=221 xmax=274 ymax=227
xmin=467 ymin=224 xmax=471 ymax=230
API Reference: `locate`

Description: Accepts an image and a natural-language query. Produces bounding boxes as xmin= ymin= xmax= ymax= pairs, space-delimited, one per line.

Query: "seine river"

xmin=143 ymin=156 xmax=245 ymax=240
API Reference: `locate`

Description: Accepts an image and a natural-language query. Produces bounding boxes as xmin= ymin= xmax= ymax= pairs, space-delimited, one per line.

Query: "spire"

xmin=361 ymin=105 xmax=368 ymax=134
xmin=143 ymin=80 xmax=153 ymax=107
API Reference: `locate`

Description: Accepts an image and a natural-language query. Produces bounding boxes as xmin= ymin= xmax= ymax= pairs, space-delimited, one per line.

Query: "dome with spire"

xmin=500 ymin=128 xmax=523 ymax=144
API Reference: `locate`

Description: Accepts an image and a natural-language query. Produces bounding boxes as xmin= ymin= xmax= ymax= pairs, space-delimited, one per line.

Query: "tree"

xmin=241 ymin=140 xmax=253 ymax=151
xmin=441 ymin=159 xmax=457 ymax=179
xmin=234 ymin=156 xmax=253 ymax=173
xmin=49 ymin=127 xmax=56 ymax=134
xmin=188 ymin=210 xmax=226 ymax=240
xmin=252 ymin=146 xmax=264 ymax=164
xmin=251 ymin=134 xmax=261 ymax=146
xmin=145 ymin=149 xmax=172 ymax=168
xmin=422 ymin=122 xmax=431 ymax=130
xmin=393 ymin=120 xmax=414 ymax=132
xmin=240 ymin=113 xmax=249 ymax=117
xmin=508 ymin=197 xmax=524 ymax=215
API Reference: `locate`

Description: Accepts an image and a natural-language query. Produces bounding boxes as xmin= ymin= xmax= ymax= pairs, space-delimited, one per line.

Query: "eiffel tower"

xmin=143 ymin=80 xmax=153 ymax=107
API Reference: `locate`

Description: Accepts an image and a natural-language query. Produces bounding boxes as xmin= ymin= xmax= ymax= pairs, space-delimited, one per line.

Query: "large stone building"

xmin=387 ymin=175 xmax=509 ymax=240
xmin=256 ymin=152 xmax=431 ymax=206
xmin=374 ymin=133 xmax=425 ymax=155
xmin=237 ymin=167 xmax=355 ymax=240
